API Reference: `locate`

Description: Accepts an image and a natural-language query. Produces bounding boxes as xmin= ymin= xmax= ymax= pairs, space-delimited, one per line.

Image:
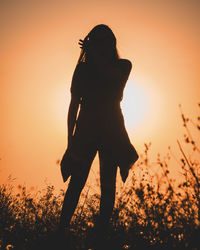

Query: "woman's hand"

xmin=78 ymin=37 xmax=102 ymax=59
xmin=78 ymin=36 xmax=90 ymax=51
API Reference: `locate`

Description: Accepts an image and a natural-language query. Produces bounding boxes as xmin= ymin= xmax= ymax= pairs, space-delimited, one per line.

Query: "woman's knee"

xmin=68 ymin=174 xmax=86 ymax=194
xmin=100 ymin=166 xmax=117 ymax=193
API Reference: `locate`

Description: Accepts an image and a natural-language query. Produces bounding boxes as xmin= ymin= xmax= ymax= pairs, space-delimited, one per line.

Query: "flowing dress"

xmin=60 ymin=59 xmax=139 ymax=182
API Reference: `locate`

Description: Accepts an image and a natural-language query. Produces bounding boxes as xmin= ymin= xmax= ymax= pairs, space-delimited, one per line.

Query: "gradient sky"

xmin=1 ymin=0 xmax=200 ymax=190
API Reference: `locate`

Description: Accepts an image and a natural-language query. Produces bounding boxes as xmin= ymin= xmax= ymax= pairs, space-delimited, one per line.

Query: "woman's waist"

xmin=77 ymin=105 xmax=124 ymax=124
xmin=80 ymin=99 xmax=121 ymax=110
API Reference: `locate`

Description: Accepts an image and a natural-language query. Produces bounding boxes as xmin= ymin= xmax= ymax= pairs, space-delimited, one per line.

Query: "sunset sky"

xmin=1 ymin=0 xmax=200 ymax=190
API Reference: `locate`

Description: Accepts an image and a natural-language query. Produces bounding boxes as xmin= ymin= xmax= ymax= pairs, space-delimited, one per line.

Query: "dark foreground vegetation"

xmin=1 ymin=104 xmax=200 ymax=250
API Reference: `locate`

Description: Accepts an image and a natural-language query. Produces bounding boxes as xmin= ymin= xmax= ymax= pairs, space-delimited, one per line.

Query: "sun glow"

xmin=121 ymin=79 xmax=150 ymax=131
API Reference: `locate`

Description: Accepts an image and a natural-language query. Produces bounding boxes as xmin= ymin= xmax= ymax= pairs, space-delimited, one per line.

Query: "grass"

xmin=1 ymin=104 xmax=200 ymax=250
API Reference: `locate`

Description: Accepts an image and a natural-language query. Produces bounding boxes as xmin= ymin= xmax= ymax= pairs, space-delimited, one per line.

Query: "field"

xmin=1 ymin=105 xmax=200 ymax=250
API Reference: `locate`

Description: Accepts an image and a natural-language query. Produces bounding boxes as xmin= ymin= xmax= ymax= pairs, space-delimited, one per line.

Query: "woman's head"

xmin=78 ymin=24 xmax=120 ymax=64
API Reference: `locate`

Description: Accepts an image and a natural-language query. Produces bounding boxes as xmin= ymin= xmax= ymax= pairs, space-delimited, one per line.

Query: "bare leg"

xmin=98 ymin=152 xmax=117 ymax=229
xmin=59 ymin=165 xmax=90 ymax=229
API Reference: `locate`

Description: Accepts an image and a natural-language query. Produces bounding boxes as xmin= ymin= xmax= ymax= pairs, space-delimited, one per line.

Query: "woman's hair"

xmin=77 ymin=24 xmax=120 ymax=65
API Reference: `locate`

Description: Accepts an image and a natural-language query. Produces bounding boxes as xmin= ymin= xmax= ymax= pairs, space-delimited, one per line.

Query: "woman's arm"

xmin=67 ymin=96 xmax=80 ymax=146
xmin=68 ymin=61 xmax=84 ymax=146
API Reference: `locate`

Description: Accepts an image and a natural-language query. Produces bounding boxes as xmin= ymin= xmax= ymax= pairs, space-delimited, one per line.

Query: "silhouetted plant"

xmin=0 ymin=104 xmax=200 ymax=249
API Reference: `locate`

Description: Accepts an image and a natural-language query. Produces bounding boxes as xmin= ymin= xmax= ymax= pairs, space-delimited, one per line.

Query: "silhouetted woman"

xmin=59 ymin=24 xmax=139 ymax=232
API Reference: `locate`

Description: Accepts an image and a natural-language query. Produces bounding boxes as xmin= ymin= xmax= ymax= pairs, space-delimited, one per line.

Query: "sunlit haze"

xmin=1 ymin=0 xmax=199 ymax=190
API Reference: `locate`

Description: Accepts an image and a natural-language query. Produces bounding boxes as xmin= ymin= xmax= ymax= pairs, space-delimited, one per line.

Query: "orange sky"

xmin=1 ymin=0 xmax=200 ymax=190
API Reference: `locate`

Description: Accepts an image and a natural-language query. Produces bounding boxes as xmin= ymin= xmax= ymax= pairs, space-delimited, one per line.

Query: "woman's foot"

xmin=54 ymin=225 xmax=71 ymax=249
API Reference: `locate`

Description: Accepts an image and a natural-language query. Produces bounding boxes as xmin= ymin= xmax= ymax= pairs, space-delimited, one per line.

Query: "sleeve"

xmin=70 ymin=62 xmax=84 ymax=99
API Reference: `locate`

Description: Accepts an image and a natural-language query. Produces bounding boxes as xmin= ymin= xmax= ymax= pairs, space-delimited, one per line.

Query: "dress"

xmin=60 ymin=59 xmax=139 ymax=182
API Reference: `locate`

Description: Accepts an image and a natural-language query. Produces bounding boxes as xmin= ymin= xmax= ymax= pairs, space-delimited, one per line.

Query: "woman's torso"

xmin=74 ymin=60 xmax=127 ymax=140
xmin=79 ymin=61 xmax=123 ymax=110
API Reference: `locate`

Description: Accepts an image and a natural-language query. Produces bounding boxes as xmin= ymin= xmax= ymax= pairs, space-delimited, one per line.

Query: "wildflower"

xmin=6 ymin=245 xmax=14 ymax=250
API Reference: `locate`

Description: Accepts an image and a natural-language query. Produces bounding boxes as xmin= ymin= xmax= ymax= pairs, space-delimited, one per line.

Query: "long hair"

xmin=77 ymin=24 xmax=120 ymax=65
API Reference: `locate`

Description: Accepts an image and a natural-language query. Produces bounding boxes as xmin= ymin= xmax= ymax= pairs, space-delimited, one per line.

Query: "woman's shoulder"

xmin=118 ymin=59 xmax=132 ymax=71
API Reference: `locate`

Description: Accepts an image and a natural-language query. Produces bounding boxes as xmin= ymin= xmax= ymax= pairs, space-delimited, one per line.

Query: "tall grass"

xmin=0 ymin=104 xmax=200 ymax=250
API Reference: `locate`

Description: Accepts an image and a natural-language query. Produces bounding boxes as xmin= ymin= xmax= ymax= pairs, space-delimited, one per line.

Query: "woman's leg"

xmin=59 ymin=164 xmax=90 ymax=229
xmin=98 ymin=151 xmax=117 ymax=228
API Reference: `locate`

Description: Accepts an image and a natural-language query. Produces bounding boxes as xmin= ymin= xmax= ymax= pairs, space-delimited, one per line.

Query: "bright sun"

xmin=121 ymin=79 xmax=150 ymax=131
